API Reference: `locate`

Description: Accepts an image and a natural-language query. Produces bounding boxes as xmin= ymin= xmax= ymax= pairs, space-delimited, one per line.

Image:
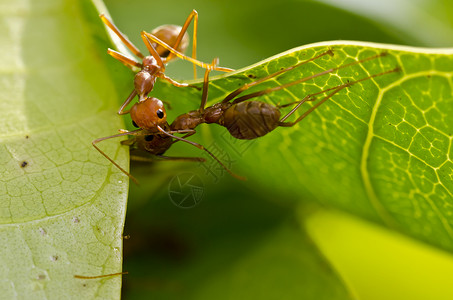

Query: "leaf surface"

xmin=151 ymin=41 xmax=453 ymax=252
xmin=0 ymin=0 xmax=129 ymax=298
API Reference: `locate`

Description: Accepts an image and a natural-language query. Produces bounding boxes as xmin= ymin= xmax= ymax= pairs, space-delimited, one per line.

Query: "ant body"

xmin=99 ymin=12 xmax=233 ymax=115
xmin=93 ymin=44 xmax=399 ymax=183
xmin=171 ymin=50 xmax=399 ymax=140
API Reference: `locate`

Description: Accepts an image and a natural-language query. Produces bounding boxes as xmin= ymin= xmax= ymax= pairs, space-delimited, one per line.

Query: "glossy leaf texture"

xmin=150 ymin=41 xmax=453 ymax=253
xmin=0 ymin=0 xmax=130 ymax=298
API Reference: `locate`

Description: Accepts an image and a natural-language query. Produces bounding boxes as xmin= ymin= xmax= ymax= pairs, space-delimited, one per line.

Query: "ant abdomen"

xmin=130 ymin=97 xmax=167 ymax=130
xmin=223 ymin=101 xmax=281 ymax=140
xmin=151 ymin=25 xmax=189 ymax=59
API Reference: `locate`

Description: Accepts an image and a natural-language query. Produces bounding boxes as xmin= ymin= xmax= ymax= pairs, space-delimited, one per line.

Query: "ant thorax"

xmin=171 ymin=110 xmax=204 ymax=131
xmin=134 ymin=56 xmax=163 ymax=101
xmin=134 ymin=70 xmax=156 ymax=100
xmin=170 ymin=102 xmax=230 ymax=131
xmin=203 ymin=102 xmax=230 ymax=124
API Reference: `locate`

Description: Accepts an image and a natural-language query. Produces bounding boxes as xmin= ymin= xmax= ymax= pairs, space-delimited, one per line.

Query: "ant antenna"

xmin=92 ymin=129 xmax=144 ymax=184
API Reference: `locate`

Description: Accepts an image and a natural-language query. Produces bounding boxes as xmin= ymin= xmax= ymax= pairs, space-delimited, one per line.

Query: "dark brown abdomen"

xmin=222 ymin=101 xmax=281 ymax=140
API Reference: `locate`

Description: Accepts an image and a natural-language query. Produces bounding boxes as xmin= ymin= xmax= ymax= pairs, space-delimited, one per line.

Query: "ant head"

xmin=130 ymin=97 xmax=167 ymax=130
xmin=150 ymin=25 xmax=189 ymax=60
xmin=134 ymin=70 xmax=157 ymax=99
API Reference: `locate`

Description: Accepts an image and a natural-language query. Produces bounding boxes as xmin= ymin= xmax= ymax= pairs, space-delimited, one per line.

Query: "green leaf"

xmin=0 ymin=0 xmax=129 ymax=298
xmin=150 ymin=41 xmax=453 ymax=253
xmin=4 ymin=0 xmax=452 ymax=298
xmin=101 ymin=1 xmax=453 ymax=298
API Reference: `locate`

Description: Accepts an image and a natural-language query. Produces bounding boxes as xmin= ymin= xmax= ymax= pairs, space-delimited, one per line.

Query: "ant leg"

xmin=164 ymin=10 xmax=199 ymax=78
xmin=118 ymin=89 xmax=137 ymax=115
xmin=100 ymin=14 xmax=144 ymax=59
xmin=278 ymin=67 xmax=400 ymax=126
xmin=156 ymin=125 xmax=246 ymax=180
xmin=74 ymin=272 xmax=128 ymax=279
xmin=277 ymin=86 xmax=343 ymax=109
xmin=167 ymin=129 xmax=197 ymax=135
xmin=276 ymin=96 xmax=316 ymax=109
xmin=199 ymin=58 xmax=219 ymax=112
xmin=222 ymin=50 xmax=334 ymax=103
xmin=169 ymin=130 xmax=197 ymax=145
xmin=160 ymin=74 xmax=189 ymax=88
xmin=159 ymin=57 xmax=218 ymax=90
xmin=140 ymin=32 xmax=166 ymax=70
xmin=92 ymin=129 xmax=143 ymax=184
xmin=227 ymin=52 xmax=390 ymax=105
xmin=142 ymin=32 xmax=234 ymax=73
xmin=107 ymin=49 xmax=142 ymax=69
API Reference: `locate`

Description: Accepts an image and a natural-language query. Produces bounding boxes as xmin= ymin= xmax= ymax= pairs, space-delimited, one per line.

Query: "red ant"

xmin=99 ymin=11 xmax=233 ymax=115
xmin=94 ymin=46 xmax=399 ymax=183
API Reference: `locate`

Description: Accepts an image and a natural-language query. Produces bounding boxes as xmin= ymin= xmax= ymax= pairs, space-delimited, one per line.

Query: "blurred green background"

xmin=102 ymin=0 xmax=453 ymax=299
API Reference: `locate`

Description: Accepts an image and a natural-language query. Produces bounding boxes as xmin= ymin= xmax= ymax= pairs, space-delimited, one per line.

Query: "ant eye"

xmin=132 ymin=121 xmax=139 ymax=128
xmin=156 ymin=109 xmax=164 ymax=119
xmin=144 ymin=135 xmax=154 ymax=142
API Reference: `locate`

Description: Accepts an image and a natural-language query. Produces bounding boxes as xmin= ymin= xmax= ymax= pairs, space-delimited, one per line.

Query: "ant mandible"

xmin=99 ymin=11 xmax=233 ymax=115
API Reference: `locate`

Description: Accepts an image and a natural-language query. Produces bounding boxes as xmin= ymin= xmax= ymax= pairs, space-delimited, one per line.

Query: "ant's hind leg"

xmin=276 ymin=95 xmax=317 ymax=109
xmin=278 ymin=66 xmax=401 ymax=126
xmin=164 ymin=9 xmax=199 ymax=78
xmin=140 ymin=31 xmax=166 ymax=69
xmin=222 ymin=50 xmax=334 ymax=103
xmin=225 ymin=51 xmax=391 ymax=105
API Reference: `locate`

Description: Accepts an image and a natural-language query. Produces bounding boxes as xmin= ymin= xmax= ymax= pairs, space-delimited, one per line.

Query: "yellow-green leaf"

xmin=0 ymin=0 xmax=129 ymax=298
